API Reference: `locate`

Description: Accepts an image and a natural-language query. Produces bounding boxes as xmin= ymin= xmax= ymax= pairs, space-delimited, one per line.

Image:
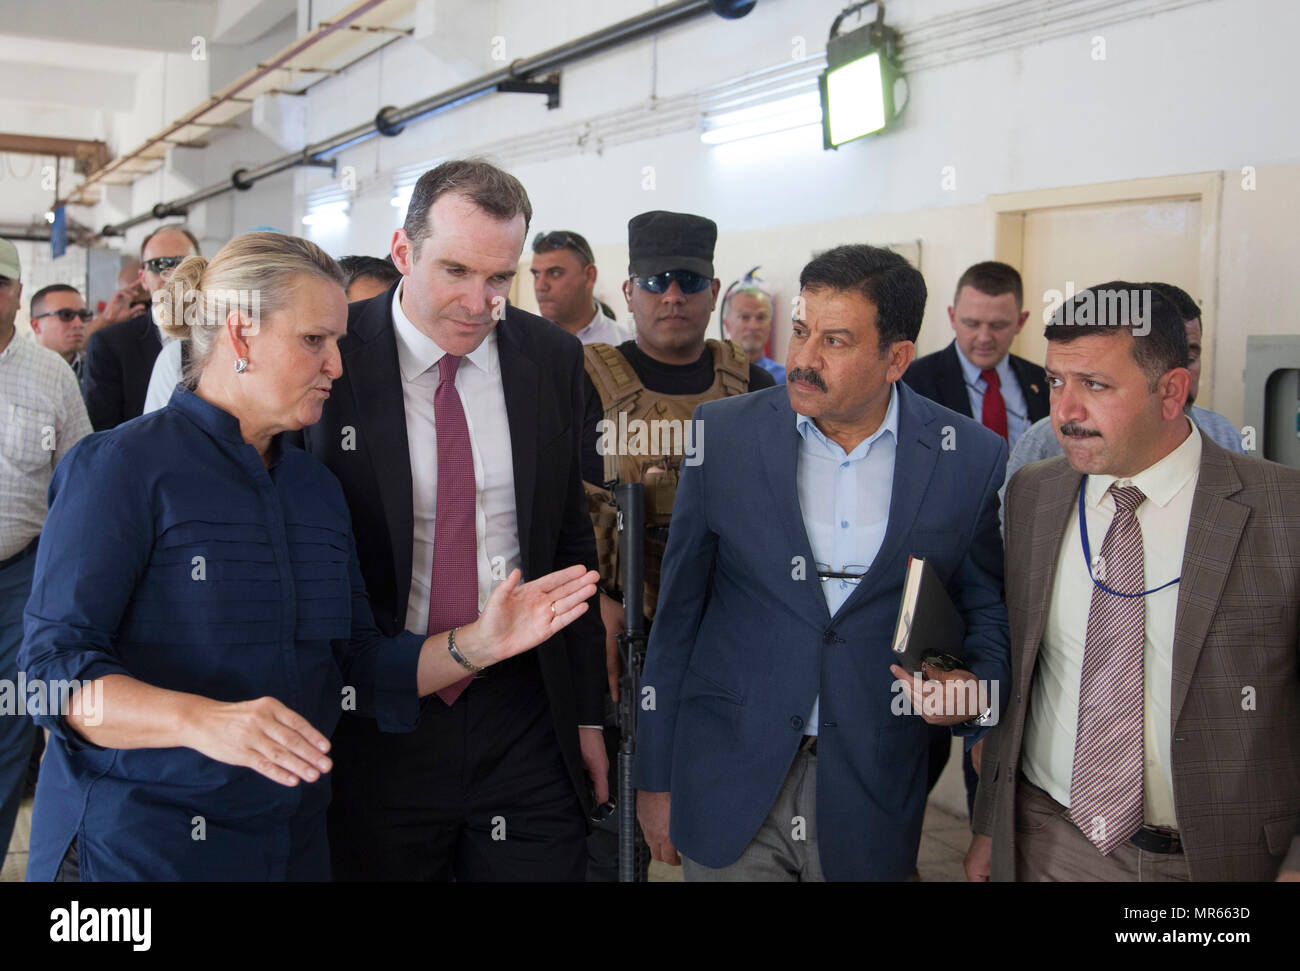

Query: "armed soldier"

xmin=579 ymin=210 xmax=775 ymax=879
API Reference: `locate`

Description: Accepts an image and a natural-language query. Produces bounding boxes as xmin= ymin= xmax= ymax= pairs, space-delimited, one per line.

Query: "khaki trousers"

xmin=1015 ymin=777 xmax=1190 ymax=882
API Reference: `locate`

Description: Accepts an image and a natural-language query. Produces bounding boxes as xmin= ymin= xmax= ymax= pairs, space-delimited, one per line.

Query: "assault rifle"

xmin=615 ymin=481 xmax=648 ymax=882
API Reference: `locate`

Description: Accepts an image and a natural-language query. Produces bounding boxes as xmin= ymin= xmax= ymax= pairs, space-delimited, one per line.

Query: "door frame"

xmin=989 ymin=172 xmax=1223 ymax=406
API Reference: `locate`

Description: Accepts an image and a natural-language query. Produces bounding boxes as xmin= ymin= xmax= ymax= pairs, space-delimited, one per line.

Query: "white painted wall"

xmin=25 ymin=0 xmax=1299 ymax=424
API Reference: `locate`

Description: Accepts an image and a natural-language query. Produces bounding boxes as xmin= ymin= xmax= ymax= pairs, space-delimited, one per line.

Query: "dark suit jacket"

xmin=903 ymin=341 xmax=1049 ymax=424
xmin=81 ymin=311 xmax=162 ymax=431
xmin=299 ymin=286 xmax=606 ymax=814
xmin=634 ymin=382 xmax=1011 ymax=879
xmin=973 ymin=439 xmax=1300 ymax=880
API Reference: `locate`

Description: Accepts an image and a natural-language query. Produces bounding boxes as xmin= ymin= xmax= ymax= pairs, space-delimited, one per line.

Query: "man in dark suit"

xmin=904 ymin=260 xmax=1049 ymax=808
xmin=634 ymin=244 xmax=1010 ymax=880
xmin=301 ymin=159 xmax=607 ymax=881
xmin=82 ymin=225 xmax=199 ymax=430
xmin=967 ymin=283 xmax=1300 ymax=881
xmin=903 ymin=260 xmax=1049 ymax=454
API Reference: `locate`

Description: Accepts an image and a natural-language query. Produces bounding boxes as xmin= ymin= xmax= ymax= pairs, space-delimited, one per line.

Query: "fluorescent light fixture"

xmin=700 ymin=92 xmax=823 ymax=145
xmin=391 ymin=185 xmax=414 ymax=210
xmin=818 ymin=3 xmax=904 ymax=150
xmin=301 ymin=200 xmax=349 ymax=227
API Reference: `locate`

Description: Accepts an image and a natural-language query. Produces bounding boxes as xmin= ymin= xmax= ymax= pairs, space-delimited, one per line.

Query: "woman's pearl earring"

xmin=235 ymin=357 xmax=248 ymax=374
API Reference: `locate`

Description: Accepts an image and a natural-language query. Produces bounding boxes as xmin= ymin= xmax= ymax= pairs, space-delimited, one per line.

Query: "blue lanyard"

xmin=1078 ymin=476 xmax=1181 ymax=598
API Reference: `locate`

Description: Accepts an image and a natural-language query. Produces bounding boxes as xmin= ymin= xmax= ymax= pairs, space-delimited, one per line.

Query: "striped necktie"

xmin=1068 ymin=484 xmax=1147 ymax=854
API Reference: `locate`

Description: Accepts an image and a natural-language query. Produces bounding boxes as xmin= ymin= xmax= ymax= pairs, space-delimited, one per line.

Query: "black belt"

xmin=799 ymin=735 xmax=818 ymax=756
xmin=0 ymin=535 xmax=38 ymax=572
xmin=1129 ymin=825 xmax=1182 ymax=855
xmin=1017 ymin=771 xmax=1182 ymax=855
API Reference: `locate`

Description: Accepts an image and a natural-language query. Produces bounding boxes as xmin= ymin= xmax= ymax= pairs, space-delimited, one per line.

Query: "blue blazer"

xmin=633 ymin=381 xmax=1011 ymax=880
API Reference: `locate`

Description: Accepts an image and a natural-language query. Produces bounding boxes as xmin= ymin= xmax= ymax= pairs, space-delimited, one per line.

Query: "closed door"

xmin=1014 ymin=197 xmax=1203 ymax=389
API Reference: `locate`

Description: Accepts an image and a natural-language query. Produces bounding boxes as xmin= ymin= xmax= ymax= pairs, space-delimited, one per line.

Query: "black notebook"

xmin=890 ymin=556 xmax=966 ymax=673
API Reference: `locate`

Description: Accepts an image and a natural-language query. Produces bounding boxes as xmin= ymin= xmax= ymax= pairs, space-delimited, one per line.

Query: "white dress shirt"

xmin=391 ymin=283 xmax=521 ymax=634
xmin=953 ymin=344 xmax=1032 ymax=454
xmin=1022 ymin=419 xmax=1202 ymax=828
xmin=574 ymin=305 xmax=632 ymax=346
xmin=143 ymin=337 xmax=182 ymax=415
xmin=0 ymin=335 xmax=92 ymax=557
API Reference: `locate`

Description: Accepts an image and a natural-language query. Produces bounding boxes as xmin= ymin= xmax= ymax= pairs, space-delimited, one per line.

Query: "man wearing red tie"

xmin=902 ymin=261 xmax=1050 ymax=454
xmin=903 ymin=261 xmax=1051 ymax=810
xmin=300 ymin=160 xmax=607 ymax=880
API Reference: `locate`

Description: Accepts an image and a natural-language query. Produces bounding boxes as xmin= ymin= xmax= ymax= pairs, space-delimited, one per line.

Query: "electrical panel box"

xmin=1243 ymin=336 xmax=1300 ymax=470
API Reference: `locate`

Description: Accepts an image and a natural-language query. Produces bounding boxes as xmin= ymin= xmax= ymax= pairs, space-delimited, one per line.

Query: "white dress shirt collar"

xmin=954 ymin=341 xmax=1014 ymax=388
xmin=576 ymin=304 xmax=602 ymax=337
xmin=1084 ymin=418 xmax=1201 ymax=512
xmin=391 ymin=280 xmax=495 ymax=383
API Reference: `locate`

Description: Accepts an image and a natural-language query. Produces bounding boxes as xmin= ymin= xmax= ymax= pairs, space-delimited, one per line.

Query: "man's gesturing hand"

xmin=468 ymin=566 xmax=599 ymax=666
xmin=637 ymin=790 xmax=680 ymax=866
xmin=181 ymin=696 xmax=332 ymax=787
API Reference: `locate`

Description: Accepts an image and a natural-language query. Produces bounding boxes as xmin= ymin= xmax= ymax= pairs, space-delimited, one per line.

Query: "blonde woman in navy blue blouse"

xmin=20 ymin=232 xmax=597 ymax=881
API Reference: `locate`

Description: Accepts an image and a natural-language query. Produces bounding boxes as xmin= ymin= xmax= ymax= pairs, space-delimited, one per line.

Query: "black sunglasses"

xmin=633 ymin=269 xmax=712 ymax=295
xmin=532 ymin=231 xmax=594 ymax=265
xmin=33 ymin=308 xmax=93 ymax=323
xmin=143 ymin=256 xmax=187 ymax=274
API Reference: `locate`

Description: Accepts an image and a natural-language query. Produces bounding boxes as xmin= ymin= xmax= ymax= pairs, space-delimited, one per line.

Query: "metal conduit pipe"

xmin=102 ymin=0 xmax=756 ymax=237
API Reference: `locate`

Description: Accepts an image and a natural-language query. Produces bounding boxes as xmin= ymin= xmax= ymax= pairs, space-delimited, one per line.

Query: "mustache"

xmin=788 ymin=368 xmax=827 ymax=392
xmin=1059 ymin=421 xmax=1100 ymax=438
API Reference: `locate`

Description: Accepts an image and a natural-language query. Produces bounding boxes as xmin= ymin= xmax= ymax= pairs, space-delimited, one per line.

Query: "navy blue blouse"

xmin=20 ymin=386 xmax=423 ymax=881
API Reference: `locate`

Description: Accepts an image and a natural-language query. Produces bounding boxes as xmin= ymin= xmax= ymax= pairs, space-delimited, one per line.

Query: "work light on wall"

xmin=819 ymin=1 xmax=907 ymax=150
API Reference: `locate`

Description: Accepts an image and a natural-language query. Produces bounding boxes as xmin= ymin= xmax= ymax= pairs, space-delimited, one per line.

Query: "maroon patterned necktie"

xmin=427 ymin=354 xmax=479 ymax=706
xmin=980 ymin=368 xmax=1008 ymax=440
xmin=1068 ymin=484 xmax=1147 ymax=854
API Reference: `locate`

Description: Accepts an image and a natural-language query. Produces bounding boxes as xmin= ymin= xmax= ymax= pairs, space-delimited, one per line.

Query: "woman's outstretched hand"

xmin=181 ymin=695 xmax=333 ymax=788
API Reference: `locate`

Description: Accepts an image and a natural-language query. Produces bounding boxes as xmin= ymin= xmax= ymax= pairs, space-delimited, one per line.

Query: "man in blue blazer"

xmin=634 ymin=244 xmax=1011 ymax=880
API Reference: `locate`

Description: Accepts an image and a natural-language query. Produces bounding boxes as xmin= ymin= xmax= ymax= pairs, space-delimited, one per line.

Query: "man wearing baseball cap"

xmin=0 ymin=237 xmax=92 ymax=863
xmin=578 ymin=210 xmax=775 ymax=879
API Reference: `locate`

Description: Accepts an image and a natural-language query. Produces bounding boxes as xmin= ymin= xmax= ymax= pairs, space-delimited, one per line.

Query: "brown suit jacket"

xmin=973 ymin=434 xmax=1300 ymax=880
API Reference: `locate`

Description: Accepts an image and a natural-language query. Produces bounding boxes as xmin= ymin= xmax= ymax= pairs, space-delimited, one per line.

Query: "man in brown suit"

xmin=967 ymin=282 xmax=1300 ymax=882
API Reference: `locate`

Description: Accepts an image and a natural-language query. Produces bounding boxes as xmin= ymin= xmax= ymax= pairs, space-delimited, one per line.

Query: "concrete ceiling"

xmin=0 ymin=0 xmax=297 ymax=125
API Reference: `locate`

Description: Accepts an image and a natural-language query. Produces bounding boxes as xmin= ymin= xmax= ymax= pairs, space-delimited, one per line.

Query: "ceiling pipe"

xmin=100 ymin=0 xmax=756 ymax=237
xmin=60 ymin=0 xmax=396 ymax=212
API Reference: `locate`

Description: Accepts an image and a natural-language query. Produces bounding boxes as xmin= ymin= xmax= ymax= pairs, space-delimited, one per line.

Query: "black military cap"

xmin=627 ymin=211 xmax=717 ymax=278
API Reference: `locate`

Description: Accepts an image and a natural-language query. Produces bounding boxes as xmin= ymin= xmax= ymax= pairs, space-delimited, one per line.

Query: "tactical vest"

xmin=584 ymin=338 xmax=750 ymax=620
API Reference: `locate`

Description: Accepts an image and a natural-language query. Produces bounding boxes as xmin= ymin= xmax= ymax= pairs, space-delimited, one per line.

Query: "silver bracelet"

xmin=447 ymin=627 xmax=484 ymax=674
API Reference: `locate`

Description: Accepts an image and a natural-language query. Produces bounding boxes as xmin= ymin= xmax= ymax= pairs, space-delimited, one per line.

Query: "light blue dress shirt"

xmin=795 ymin=383 xmax=899 ymax=735
xmin=953 ymin=344 xmax=1031 ymax=454
xmin=756 ymin=354 xmax=787 ymax=384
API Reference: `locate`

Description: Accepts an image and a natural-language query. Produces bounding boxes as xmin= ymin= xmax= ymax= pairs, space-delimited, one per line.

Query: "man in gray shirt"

xmin=1006 ymin=282 xmax=1242 ymax=495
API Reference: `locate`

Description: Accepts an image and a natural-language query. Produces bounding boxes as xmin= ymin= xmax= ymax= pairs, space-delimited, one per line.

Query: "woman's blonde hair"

xmin=153 ymin=231 xmax=345 ymax=389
